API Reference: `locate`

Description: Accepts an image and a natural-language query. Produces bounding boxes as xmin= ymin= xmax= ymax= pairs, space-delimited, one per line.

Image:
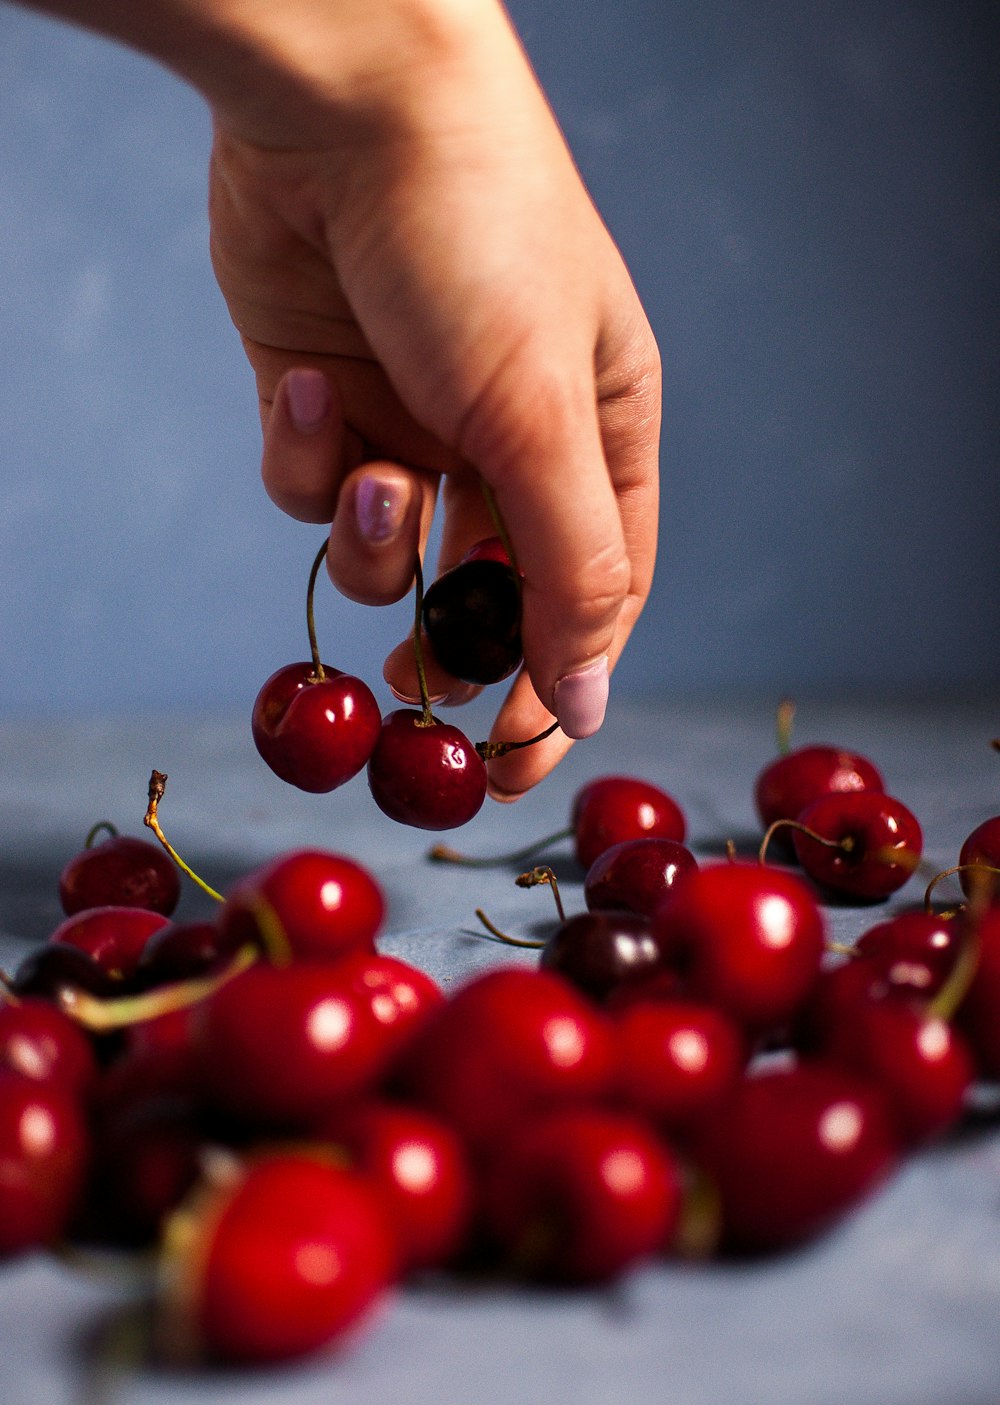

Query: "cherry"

xmin=9 ymin=942 xmax=116 ymax=1002
xmin=0 ymin=997 xmax=98 ymax=1099
xmin=218 ymin=849 xmax=384 ymax=963
xmin=58 ymin=824 xmax=181 ymax=918
xmin=539 ymin=909 xmax=676 ymax=1005
xmin=367 ymin=709 xmax=487 ymax=831
xmin=958 ymin=815 xmax=1000 ymax=900
xmin=956 ymin=906 xmax=1000 ymax=1078
xmin=133 ymin=919 xmax=244 ymax=990
xmin=572 ymin=776 xmax=687 ymax=870
xmin=853 ymin=911 xmax=960 ymax=997
xmin=421 ymin=536 xmax=522 ymax=685
xmin=654 ymin=861 xmax=826 ymax=1033
xmin=754 ymin=743 xmax=884 ymax=839
xmin=584 ymin=836 xmax=698 ymax=917
xmin=789 ymin=791 xmax=923 ymax=901
xmin=159 ymin=1152 xmax=394 ymax=1363
xmin=320 ymin=1101 xmax=473 ymax=1275
xmin=693 ymin=1062 xmax=898 ymax=1253
xmin=480 ymin=1106 xmax=682 ymax=1281
xmin=402 ymin=966 xmax=615 ymax=1155
xmin=324 ymin=951 xmax=443 ymax=1068
xmin=193 ymin=962 xmax=390 ymax=1129
xmin=613 ymin=1000 xmax=746 ymax=1135
xmin=0 ymin=1069 xmax=90 ymax=1256
xmin=48 ymin=905 xmax=171 ymax=985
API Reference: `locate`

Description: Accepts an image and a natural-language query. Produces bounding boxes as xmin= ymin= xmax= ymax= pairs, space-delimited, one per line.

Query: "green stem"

xmin=411 ymin=555 xmax=436 ymax=727
xmin=85 ymin=820 xmax=118 ymax=848
xmin=143 ymin=771 xmax=224 ymax=904
xmin=428 ymin=825 xmax=573 ymax=869
xmin=479 ymin=478 xmax=519 ymax=576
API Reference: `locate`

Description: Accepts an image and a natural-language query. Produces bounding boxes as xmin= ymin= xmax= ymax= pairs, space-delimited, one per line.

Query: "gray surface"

xmin=1 ymin=693 xmax=999 ymax=1404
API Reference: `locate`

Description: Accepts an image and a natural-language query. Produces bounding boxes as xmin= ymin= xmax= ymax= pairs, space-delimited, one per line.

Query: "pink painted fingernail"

xmin=355 ymin=475 xmax=408 ymax=544
xmin=286 ymin=368 xmax=330 ymax=433
xmin=553 ymin=657 xmax=609 ymax=739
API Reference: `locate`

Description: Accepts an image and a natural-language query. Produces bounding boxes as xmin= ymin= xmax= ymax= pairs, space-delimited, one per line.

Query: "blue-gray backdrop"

xmin=1 ymin=1 xmax=997 ymax=717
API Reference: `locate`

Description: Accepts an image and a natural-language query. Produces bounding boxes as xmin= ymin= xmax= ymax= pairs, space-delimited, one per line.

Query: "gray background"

xmin=1 ymin=0 xmax=998 ymax=719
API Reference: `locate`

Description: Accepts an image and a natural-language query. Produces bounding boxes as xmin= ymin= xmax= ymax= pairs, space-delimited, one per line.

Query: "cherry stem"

xmin=476 ymin=720 xmax=561 ymax=760
xmin=411 ymin=555 xmax=436 ymax=728
xmin=924 ymin=862 xmax=1000 ymax=916
xmin=479 ymin=478 xmax=519 ymax=577
xmin=515 ymin=865 xmax=567 ymax=923
xmin=428 ymin=826 xmax=573 ymax=868
xmin=84 ymin=820 xmax=118 ymax=849
xmin=759 ymin=817 xmax=853 ymax=866
xmin=58 ymin=943 xmax=257 ymax=1031
xmin=305 ymin=539 xmax=329 ymax=682
xmin=143 ymin=771 xmax=224 ymax=904
xmin=473 ymin=908 xmax=544 ymax=948
xmin=775 ymin=697 xmax=796 ymax=756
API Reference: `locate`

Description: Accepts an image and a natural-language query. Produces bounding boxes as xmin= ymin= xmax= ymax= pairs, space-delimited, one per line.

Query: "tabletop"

xmin=1 ymin=690 xmax=998 ymax=1405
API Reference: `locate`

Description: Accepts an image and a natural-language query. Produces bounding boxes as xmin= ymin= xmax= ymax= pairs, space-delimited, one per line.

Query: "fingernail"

xmin=355 ymin=475 xmax=408 ymax=545
xmin=487 ymin=782 xmax=527 ymax=805
xmin=553 ymin=657 xmax=609 ymax=739
xmin=286 ymin=368 xmax=329 ymax=434
xmin=389 ymin=683 xmax=448 ymax=707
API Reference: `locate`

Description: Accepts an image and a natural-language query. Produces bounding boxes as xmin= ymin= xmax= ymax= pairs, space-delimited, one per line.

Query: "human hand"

xmin=205 ymin=0 xmax=661 ymax=800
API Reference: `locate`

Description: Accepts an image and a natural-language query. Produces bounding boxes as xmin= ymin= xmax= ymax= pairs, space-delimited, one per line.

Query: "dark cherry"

xmin=654 ymin=861 xmax=825 ymax=1033
xmin=613 ymin=999 xmax=746 ymax=1135
xmin=539 ymin=909 xmax=676 ymax=1004
xmin=0 ymin=1069 xmax=90 ymax=1256
xmin=252 ymin=661 xmax=382 ymax=793
xmin=217 ymin=849 xmax=384 ymax=963
xmin=571 ymin=775 xmax=687 ymax=870
xmin=959 ymin=815 xmax=1000 ymax=900
xmin=480 ymin=1106 xmax=682 ymax=1282
xmin=160 ymin=1152 xmax=394 ymax=1363
xmin=584 ymin=836 xmax=698 ymax=917
xmin=956 ymin=906 xmax=1000 ymax=1078
xmin=854 ymin=911 xmax=960 ymax=997
xmin=49 ymin=905 xmax=171 ymax=984
xmin=367 ymin=709 xmax=487 ymax=831
xmin=59 ymin=832 xmax=181 ymax=917
xmin=133 ymin=920 xmax=244 ymax=990
xmin=755 ymin=743 xmax=884 ymax=841
xmin=0 ymin=998 xmax=98 ymax=1098
xmin=792 ymin=791 xmax=923 ymax=901
xmin=422 ymin=537 xmax=522 ymax=685
xmin=10 ymin=942 xmax=116 ymax=1002
xmin=693 ymin=1062 xmax=898 ymax=1253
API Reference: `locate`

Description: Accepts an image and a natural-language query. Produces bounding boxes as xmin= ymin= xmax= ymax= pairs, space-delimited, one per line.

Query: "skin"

xmin=11 ymin=0 xmax=661 ymax=799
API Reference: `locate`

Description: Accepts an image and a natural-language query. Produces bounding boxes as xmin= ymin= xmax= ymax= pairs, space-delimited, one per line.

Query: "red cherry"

xmin=959 ymin=815 xmax=1000 ymax=900
xmin=791 ymin=791 xmax=923 ymax=901
xmin=584 ymin=836 xmax=698 ymax=917
xmin=571 ymin=776 xmax=686 ymax=870
xmin=10 ymin=942 xmax=116 ymax=1002
xmin=956 ymin=906 xmax=1000 ymax=1078
xmin=133 ymin=920 xmax=244 ymax=990
xmin=320 ymin=1101 xmax=473 ymax=1274
xmin=218 ymin=849 xmax=384 ymax=962
xmin=403 ymin=967 xmax=615 ymax=1155
xmin=613 ymin=1000 xmax=746 ymax=1134
xmin=654 ymin=861 xmax=825 ymax=1033
xmin=854 ymin=911 xmax=960 ymax=997
xmin=0 ymin=998 xmax=97 ymax=1099
xmin=324 ymin=951 xmax=443 ymax=1067
xmin=193 ymin=962 xmax=390 ymax=1128
xmin=693 ymin=1062 xmax=898 ymax=1253
xmin=59 ymin=832 xmax=181 ymax=917
xmin=755 ymin=743 xmax=884 ymax=839
xmin=161 ymin=1152 xmax=394 ymax=1363
xmin=480 ymin=1106 xmax=682 ymax=1281
xmin=49 ymin=905 xmax=171 ymax=984
xmin=539 ymin=909 xmax=676 ymax=1004
xmin=85 ymin=1093 xmax=202 ymax=1245
xmin=0 ymin=1070 xmax=89 ymax=1256
xmin=252 ymin=661 xmax=381 ymax=793
xmin=367 ymin=709 xmax=487 ymax=831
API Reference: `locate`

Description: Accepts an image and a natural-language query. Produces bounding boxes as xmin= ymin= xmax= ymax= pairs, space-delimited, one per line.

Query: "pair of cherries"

xmin=252 ymin=538 xmax=526 ymax=831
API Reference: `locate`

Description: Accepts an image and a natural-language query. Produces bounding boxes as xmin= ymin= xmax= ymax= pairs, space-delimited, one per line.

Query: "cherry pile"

xmin=0 ymin=718 xmax=996 ymax=1371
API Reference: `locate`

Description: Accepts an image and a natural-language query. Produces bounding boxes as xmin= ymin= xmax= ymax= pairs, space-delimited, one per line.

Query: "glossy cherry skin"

xmin=613 ymin=1000 xmax=746 ymax=1135
xmin=193 ymin=962 xmax=390 ymax=1129
xmin=959 ymin=815 xmax=1000 ymax=900
xmin=10 ymin=942 xmax=115 ymax=1002
xmin=0 ymin=1070 xmax=90 ymax=1256
xmin=59 ymin=834 xmax=181 ymax=917
xmin=252 ymin=661 xmax=382 ymax=793
xmin=402 ymin=966 xmax=615 ymax=1156
xmin=654 ymin=862 xmax=825 ymax=1033
xmin=754 ymin=744 xmax=884 ymax=835
xmin=956 ymin=907 xmax=1000 ymax=1078
xmin=792 ymin=791 xmax=923 ymax=901
xmin=480 ymin=1106 xmax=682 ymax=1282
xmin=539 ymin=910 xmax=675 ymax=1004
xmin=320 ymin=1100 xmax=473 ymax=1275
xmin=422 ymin=538 xmax=522 ymax=685
xmin=218 ymin=849 xmax=384 ymax=963
xmin=584 ymin=836 xmax=698 ymax=917
xmin=162 ymin=1152 xmax=394 ymax=1363
xmin=133 ymin=920 xmax=244 ymax=990
xmin=325 ymin=951 xmax=444 ymax=1069
xmin=854 ymin=911 xmax=960 ymax=998
xmin=367 ymin=709 xmax=487 ymax=831
xmin=693 ymin=1062 xmax=898 ymax=1253
xmin=0 ymin=998 xmax=97 ymax=1099
xmin=571 ymin=776 xmax=686 ymax=870
xmin=49 ymin=905 xmax=171 ymax=984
